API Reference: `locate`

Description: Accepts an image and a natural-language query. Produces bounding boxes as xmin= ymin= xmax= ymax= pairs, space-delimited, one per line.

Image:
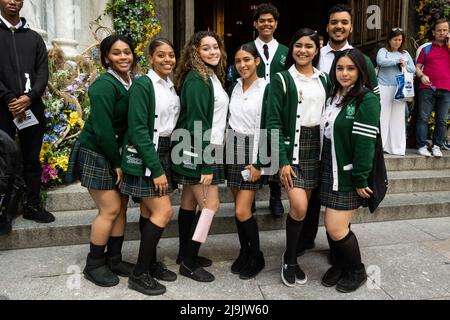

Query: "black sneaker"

xmin=321 ymin=265 xmax=343 ymax=287
xmin=128 ymin=271 xmax=166 ymax=296
xmin=23 ymin=205 xmax=55 ymax=223
xmin=336 ymin=264 xmax=367 ymax=293
xmin=176 ymin=255 xmax=212 ymax=267
xmin=239 ymin=252 xmax=265 ymax=280
xmin=150 ymin=262 xmax=177 ymax=282
xmin=179 ymin=262 xmax=215 ymax=282
xmin=294 ymin=264 xmax=307 ymax=284
xmin=231 ymin=248 xmax=249 ymax=274
xmin=280 ymin=253 xmax=296 ymax=287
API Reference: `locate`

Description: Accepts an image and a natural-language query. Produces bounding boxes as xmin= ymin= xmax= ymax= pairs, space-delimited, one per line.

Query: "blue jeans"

xmin=416 ymin=89 xmax=450 ymax=148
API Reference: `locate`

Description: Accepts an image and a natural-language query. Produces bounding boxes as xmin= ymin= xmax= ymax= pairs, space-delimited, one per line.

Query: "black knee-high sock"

xmin=334 ymin=231 xmax=362 ymax=271
xmin=241 ymin=216 xmax=260 ymax=255
xmin=139 ymin=216 xmax=148 ymax=234
xmin=184 ymin=211 xmax=202 ymax=269
xmin=235 ymin=217 xmax=249 ymax=249
xmin=150 ymin=248 xmax=157 ymax=266
xmin=286 ymin=214 xmax=304 ymax=265
xmin=89 ymin=243 xmax=106 ymax=259
xmin=106 ymin=236 xmax=124 ymax=257
xmin=134 ymin=220 xmax=164 ymax=276
xmin=178 ymin=208 xmax=196 ymax=258
xmin=326 ymin=231 xmax=335 ymax=265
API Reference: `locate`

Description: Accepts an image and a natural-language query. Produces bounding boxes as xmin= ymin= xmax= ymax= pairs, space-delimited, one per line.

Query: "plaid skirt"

xmin=120 ymin=137 xmax=175 ymax=198
xmin=270 ymin=126 xmax=320 ymax=190
xmin=66 ymin=140 xmax=116 ymax=190
xmin=320 ymin=137 xmax=365 ymax=210
xmin=173 ymin=144 xmax=225 ymax=186
xmin=225 ymin=131 xmax=263 ymax=190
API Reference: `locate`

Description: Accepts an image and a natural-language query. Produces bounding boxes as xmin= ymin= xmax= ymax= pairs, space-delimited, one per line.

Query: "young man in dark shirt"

xmin=0 ymin=0 xmax=54 ymax=223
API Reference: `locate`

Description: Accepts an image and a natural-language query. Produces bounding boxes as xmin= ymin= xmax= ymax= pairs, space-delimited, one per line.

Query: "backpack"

xmin=0 ymin=129 xmax=26 ymax=235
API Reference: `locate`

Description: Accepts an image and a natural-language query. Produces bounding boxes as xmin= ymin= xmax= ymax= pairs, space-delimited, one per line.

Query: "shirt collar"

xmin=255 ymin=37 xmax=278 ymax=48
xmin=322 ymin=42 xmax=353 ymax=54
xmin=236 ymin=77 xmax=265 ymax=90
xmin=289 ymin=65 xmax=322 ymax=80
xmin=0 ymin=13 xmax=22 ymax=29
xmin=148 ymin=69 xmax=174 ymax=87
xmin=107 ymin=68 xmax=132 ymax=90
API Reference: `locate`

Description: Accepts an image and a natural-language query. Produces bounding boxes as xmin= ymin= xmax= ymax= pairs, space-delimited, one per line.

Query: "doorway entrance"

xmin=194 ymin=0 xmax=345 ymax=65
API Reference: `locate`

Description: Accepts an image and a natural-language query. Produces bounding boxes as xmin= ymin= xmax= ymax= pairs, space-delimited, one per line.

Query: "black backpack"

xmin=0 ymin=129 xmax=25 ymax=235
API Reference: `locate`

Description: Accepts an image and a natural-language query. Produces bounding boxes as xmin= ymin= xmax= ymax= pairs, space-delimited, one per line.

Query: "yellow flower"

xmin=40 ymin=143 xmax=51 ymax=162
xmin=68 ymin=112 xmax=79 ymax=127
xmin=55 ymin=155 xmax=69 ymax=171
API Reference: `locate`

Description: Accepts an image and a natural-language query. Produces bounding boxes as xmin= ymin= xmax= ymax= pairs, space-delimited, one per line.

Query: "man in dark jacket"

xmin=0 ymin=0 xmax=54 ymax=223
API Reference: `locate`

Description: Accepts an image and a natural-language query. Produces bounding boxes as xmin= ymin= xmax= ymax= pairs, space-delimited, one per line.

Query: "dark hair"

xmin=147 ymin=38 xmax=174 ymax=56
xmin=253 ymin=2 xmax=280 ymax=21
xmin=434 ymin=18 xmax=449 ymax=30
xmin=328 ymin=4 xmax=353 ymax=22
xmin=100 ymin=34 xmax=136 ymax=70
xmin=235 ymin=43 xmax=259 ymax=59
xmin=330 ymin=49 xmax=372 ymax=107
xmin=285 ymin=28 xmax=321 ymax=69
xmin=386 ymin=29 xmax=406 ymax=52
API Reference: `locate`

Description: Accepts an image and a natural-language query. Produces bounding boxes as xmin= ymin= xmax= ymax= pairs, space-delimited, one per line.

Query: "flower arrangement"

xmin=101 ymin=0 xmax=161 ymax=69
xmin=416 ymin=0 xmax=450 ymax=44
xmin=40 ymin=45 xmax=102 ymax=187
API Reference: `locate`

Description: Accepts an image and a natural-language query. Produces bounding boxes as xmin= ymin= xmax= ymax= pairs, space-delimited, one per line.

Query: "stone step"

xmin=387 ymin=169 xmax=450 ymax=194
xmin=3 ymin=191 xmax=450 ymax=251
xmin=384 ymin=149 xmax=450 ymax=171
xmin=44 ymin=166 xmax=450 ymax=212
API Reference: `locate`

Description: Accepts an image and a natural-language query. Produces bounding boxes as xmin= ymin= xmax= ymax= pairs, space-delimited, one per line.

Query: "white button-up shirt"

xmin=229 ymin=78 xmax=267 ymax=135
xmin=148 ymin=69 xmax=180 ymax=137
xmin=323 ymin=96 xmax=343 ymax=139
xmin=254 ymin=37 xmax=279 ymax=82
xmin=210 ymin=74 xmax=229 ymax=145
xmin=289 ymin=66 xmax=326 ymax=128
xmin=318 ymin=42 xmax=353 ymax=74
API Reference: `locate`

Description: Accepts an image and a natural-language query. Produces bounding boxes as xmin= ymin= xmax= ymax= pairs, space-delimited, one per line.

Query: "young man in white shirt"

xmin=298 ymin=3 xmax=379 ymax=257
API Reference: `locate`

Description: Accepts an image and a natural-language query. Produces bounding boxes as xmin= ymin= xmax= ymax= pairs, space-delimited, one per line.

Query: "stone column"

xmin=21 ymin=0 xmax=48 ymax=44
xmin=52 ymin=0 xmax=79 ymax=59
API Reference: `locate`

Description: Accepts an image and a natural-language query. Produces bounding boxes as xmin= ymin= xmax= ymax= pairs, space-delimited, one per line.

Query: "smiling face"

xmin=105 ymin=40 xmax=134 ymax=77
xmin=336 ymin=56 xmax=358 ymax=91
xmin=327 ymin=11 xmax=353 ymax=46
xmin=234 ymin=49 xmax=260 ymax=80
xmin=149 ymin=43 xmax=176 ymax=79
xmin=197 ymin=36 xmax=221 ymax=66
xmin=292 ymin=36 xmax=318 ymax=68
xmin=254 ymin=13 xmax=278 ymax=42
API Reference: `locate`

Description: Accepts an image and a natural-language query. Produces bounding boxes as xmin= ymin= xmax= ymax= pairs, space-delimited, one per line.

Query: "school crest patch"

xmin=346 ymin=104 xmax=356 ymax=117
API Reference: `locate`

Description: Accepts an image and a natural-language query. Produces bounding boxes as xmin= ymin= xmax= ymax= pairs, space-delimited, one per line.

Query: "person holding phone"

xmin=226 ymin=44 xmax=267 ymax=280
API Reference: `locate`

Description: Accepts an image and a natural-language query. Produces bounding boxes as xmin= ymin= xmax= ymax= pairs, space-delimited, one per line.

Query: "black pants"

xmin=0 ymin=102 xmax=46 ymax=207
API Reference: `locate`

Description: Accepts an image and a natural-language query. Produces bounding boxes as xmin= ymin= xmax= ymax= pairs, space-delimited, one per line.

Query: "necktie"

xmin=263 ymin=44 xmax=269 ymax=60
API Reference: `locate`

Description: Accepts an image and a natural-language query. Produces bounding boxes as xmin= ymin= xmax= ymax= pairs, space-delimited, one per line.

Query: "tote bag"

xmin=394 ymin=67 xmax=415 ymax=102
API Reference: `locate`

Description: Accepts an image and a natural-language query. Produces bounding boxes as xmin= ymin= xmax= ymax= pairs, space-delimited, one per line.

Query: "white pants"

xmin=379 ymin=84 xmax=406 ymax=155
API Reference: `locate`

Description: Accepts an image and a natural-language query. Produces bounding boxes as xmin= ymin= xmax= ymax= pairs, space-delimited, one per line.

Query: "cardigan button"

xmin=297 ymin=115 xmax=300 ymax=118
xmin=154 ymin=129 xmax=158 ymax=132
xmin=296 ymin=130 xmax=299 ymax=133
xmin=155 ymin=115 xmax=158 ymax=118
xmin=295 ymin=144 xmax=298 ymax=147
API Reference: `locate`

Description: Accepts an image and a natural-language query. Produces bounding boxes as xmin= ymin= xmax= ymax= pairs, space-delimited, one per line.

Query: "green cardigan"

xmin=261 ymin=70 xmax=332 ymax=169
xmin=321 ymin=91 xmax=381 ymax=191
xmin=171 ymin=70 xmax=216 ymax=178
xmin=78 ymin=73 xmax=129 ymax=168
xmin=121 ymin=76 xmax=164 ymax=179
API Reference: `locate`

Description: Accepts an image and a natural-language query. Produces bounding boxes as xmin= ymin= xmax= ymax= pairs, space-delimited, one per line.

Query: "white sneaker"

xmin=432 ymin=145 xmax=443 ymax=158
xmin=417 ymin=146 xmax=432 ymax=157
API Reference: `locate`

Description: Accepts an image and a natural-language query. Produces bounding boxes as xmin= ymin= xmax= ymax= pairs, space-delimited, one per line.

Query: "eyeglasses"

xmin=392 ymin=27 xmax=403 ymax=32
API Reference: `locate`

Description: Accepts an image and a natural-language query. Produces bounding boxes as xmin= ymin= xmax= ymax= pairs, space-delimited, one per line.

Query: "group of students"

xmin=67 ymin=3 xmax=381 ymax=296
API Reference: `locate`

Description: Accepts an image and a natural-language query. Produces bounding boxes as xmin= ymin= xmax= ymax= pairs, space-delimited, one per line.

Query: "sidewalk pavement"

xmin=1 ymin=216 xmax=450 ymax=301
